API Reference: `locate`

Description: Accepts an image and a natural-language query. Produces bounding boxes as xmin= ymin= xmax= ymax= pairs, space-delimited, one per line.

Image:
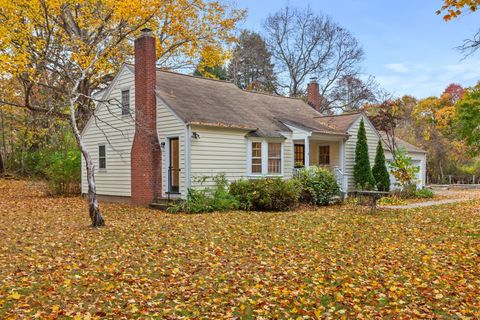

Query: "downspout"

xmin=185 ymin=125 xmax=191 ymax=193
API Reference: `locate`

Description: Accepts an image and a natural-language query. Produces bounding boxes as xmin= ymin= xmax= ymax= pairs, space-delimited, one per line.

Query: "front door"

xmin=168 ymin=137 xmax=180 ymax=193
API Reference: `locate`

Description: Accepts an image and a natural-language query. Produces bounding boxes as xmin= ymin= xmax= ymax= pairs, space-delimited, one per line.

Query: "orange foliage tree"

xmin=0 ymin=0 xmax=244 ymax=226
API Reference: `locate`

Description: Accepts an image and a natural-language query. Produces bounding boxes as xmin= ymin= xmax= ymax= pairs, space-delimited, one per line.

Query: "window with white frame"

xmin=268 ymin=143 xmax=282 ymax=174
xmin=121 ymin=90 xmax=130 ymax=115
xmin=249 ymin=141 xmax=283 ymax=175
xmin=98 ymin=145 xmax=106 ymax=170
xmin=251 ymin=142 xmax=262 ymax=174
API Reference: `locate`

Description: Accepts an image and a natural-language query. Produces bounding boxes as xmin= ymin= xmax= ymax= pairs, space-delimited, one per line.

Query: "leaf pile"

xmin=1 ymin=179 xmax=479 ymax=319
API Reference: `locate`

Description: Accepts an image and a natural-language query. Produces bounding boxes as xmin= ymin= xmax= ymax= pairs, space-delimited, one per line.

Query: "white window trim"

xmin=120 ymin=87 xmax=131 ymax=117
xmin=247 ymin=140 xmax=284 ymax=177
xmin=98 ymin=144 xmax=107 ymax=172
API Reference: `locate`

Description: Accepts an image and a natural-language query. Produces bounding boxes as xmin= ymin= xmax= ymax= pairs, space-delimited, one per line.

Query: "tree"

xmin=368 ymin=99 xmax=403 ymax=158
xmin=330 ymin=75 xmax=378 ymax=112
xmin=438 ymin=0 xmax=480 ymax=54
xmin=263 ymin=6 xmax=364 ymax=109
xmin=193 ymin=46 xmax=229 ymax=80
xmin=354 ymin=119 xmax=376 ymax=190
xmin=372 ymin=140 xmax=390 ymax=192
xmin=0 ymin=0 xmax=244 ymax=227
xmin=456 ymin=86 xmax=480 ymax=154
xmin=388 ymin=148 xmax=420 ymax=189
xmin=228 ymin=30 xmax=276 ymax=93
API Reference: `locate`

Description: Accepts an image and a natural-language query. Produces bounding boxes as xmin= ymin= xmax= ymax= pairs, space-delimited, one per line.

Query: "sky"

xmin=236 ymin=0 xmax=480 ymax=98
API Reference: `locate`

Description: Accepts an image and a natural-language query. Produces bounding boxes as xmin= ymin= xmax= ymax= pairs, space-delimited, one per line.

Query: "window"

xmin=121 ymin=90 xmax=130 ymax=115
xmin=294 ymin=144 xmax=305 ymax=167
xmin=99 ymin=145 xmax=106 ymax=169
xmin=318 ymin=145 xmax=330 ymax=166
xmin=251 ymin=142 xmax=262 ymax=174
xmin=268 ymin=143 xmax=282 ymax=174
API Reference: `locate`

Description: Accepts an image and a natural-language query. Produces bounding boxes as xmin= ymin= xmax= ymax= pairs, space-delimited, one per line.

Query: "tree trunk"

xmin=0 ymin=150 xmax=4 ymax=175
xmin=69 ymin=96 xmax=105 ymax=227
xmin=85 ymin=152 xmax=105 ymax=227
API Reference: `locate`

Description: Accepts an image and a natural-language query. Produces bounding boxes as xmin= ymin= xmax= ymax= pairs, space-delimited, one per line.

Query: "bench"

xmin=352 ymin=190 xmax=390 ymax=209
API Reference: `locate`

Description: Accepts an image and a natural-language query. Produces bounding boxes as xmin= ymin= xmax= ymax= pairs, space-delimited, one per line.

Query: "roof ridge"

xmin=156 ymin=68 xmax=235 ymax=84
xmin=315 ymin=112 xmax=362 ymax=118
xmin=127 ymin=62 xmax=310 ymax=103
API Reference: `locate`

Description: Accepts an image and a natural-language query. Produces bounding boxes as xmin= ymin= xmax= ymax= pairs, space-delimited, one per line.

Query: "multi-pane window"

xmin=99 ymin=145 xmax=106 ymax=169
xmin=251 ymin=142 xmax=262 ymax=174
xmin=294 ymin=144 xmax=305 ymax=167
xmin=319 ymin=145 xmax=330 ymax=166
xmin=121 ymin=90 xmax=130 ymax=115
xmin=268 ymin=143 xmax=282 ymax=174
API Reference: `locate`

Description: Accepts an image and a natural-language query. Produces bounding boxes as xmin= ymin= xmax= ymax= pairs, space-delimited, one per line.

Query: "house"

xmin=81 ymin=29 xmax=426 ymax=206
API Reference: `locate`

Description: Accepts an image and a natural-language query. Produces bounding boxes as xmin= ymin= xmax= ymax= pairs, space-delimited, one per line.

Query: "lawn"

xmin=1 ymin=179 xmax=479 ymax=319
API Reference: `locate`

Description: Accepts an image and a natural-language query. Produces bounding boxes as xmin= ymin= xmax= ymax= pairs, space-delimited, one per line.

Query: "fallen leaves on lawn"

xmin=0 ymin=179 xmax=479 ymax=319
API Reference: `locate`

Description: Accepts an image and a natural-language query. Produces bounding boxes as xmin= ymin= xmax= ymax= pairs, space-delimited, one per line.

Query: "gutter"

xmin=185 ymin=125 xmax=191 ymax=191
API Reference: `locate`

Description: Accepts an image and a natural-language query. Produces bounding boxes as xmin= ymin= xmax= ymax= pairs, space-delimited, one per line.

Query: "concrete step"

xmin=149 ymin=198 xmax=182 ymax=211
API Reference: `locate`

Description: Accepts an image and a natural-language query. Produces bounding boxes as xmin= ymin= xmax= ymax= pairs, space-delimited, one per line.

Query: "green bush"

xmin=414 ymin=188 xmax=434 ymax=199
xmin=392 ymin=184 xmax=434 ymax=200
xmin=230 ymin=177 xmax=301 ymax=211
xmin=44 ymin=150 xmax=81 ymax=195
xmin=168 ymin=174 xmax=239 ymax=213
xmin=295 ymin=166 xmax=340 ymax=206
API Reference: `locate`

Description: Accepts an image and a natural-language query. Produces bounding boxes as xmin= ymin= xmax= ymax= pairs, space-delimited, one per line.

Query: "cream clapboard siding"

xmin=309 ymin=141 xmax=340 ymax=168
xmin=344 ymin=115 xmax=380 ymax=191
xmin=156 ymin=100 xmax=186 ymax=197
xmin=189 ymin=127 xmax=294 ymax=189
xmin=81 ymin=65 xmax=135 ymax=196
xmin=189 ymin=126 xmax=248 ymax=189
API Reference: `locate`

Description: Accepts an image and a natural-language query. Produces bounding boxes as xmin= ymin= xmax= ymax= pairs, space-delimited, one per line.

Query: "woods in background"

xmin=367 ymin=83 xmax=480 ymax=184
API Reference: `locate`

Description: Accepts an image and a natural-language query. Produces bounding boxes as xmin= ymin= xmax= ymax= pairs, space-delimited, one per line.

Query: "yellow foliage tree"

xmin=0 ymin=0 xmax=244 ymax=226
xmin=438 ymin=0 xmax=480 ymax=20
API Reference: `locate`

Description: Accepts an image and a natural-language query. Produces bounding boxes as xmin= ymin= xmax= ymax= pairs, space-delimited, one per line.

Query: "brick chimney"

xmin=307 ymin=77 xmax=321 ymax=111
xmin=131 ymin=28 xmax=162 ymax=206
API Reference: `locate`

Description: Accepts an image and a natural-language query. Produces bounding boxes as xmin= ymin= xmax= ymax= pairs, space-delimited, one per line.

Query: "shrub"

xmin=44 ymin=150 xmax=81 ymax=195
xmin=392 ymin=184 xmax=434 ymax=200
xmin=168 ymin=174 xmax=239 ymax=213
xmin=414 ymin=188 xmax=434 ymax=199
xmin=295 ymin=166 xmax=340 ymax=206
xmin=372 ymin=140 xmax=390 ymax=192
xmin=230 ymin=177 xmax=301 ymax=211
xmin=387 ymin=148 xmax=419 ymax=189
xmin=354 ymin=119 xmax=376 ymax=190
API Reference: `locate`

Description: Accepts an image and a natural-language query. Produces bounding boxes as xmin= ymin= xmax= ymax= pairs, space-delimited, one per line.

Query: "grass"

xmin=1 ymin=179 xmax=479 ymax=319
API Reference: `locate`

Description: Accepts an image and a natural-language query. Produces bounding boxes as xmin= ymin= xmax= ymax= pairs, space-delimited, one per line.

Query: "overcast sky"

xmin=236 ymin=0 xmax=480 ymax=98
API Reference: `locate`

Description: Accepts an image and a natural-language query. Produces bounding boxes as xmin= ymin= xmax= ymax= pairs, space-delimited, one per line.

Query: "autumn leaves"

xmin=1 ymin=179 xmax=479 ymax=318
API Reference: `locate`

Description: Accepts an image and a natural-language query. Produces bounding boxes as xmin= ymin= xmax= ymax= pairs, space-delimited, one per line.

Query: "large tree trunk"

xmin=84 ymin=151 xmax=105 ymax=227
xmin=69 ymin=96 xmax=105 ymax=227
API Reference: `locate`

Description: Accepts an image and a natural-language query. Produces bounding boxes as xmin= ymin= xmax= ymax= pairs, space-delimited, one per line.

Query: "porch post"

xmin=304 ymin=136 xmax=310 ymax=167
xmin=339 ymin=139 xmax=346 ymax=192
xmin=339 ymin=139 xmax=345 ymax=173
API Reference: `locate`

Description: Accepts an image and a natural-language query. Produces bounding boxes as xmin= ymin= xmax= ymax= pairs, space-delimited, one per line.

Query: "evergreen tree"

xmin=354 ymin=119 xmax=376 ymax=189
xmin=194 ymin=61 xmax=229 ymax=80
xmin=372 ymin=140 xmax=390 ymax=191
xmin=228 ymin=30 xmax=276 ymax=93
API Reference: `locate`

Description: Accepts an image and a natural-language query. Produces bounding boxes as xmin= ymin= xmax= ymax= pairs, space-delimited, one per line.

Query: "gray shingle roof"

xmin=379 ymin=133 xmax=426 ymax=154
xmin=124 ymin=65 xmax=425 ymax=155
xmin=133 ymin=66 xmax=347 ymax=137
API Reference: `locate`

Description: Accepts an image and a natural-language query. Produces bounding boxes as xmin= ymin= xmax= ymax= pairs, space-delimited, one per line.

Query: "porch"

xmin=292 ymin=133 xmax=348 ymax=192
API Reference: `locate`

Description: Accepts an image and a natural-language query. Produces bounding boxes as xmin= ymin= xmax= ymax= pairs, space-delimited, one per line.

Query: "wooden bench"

xmin=352 ymin=190 xmax=390 ymax=209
